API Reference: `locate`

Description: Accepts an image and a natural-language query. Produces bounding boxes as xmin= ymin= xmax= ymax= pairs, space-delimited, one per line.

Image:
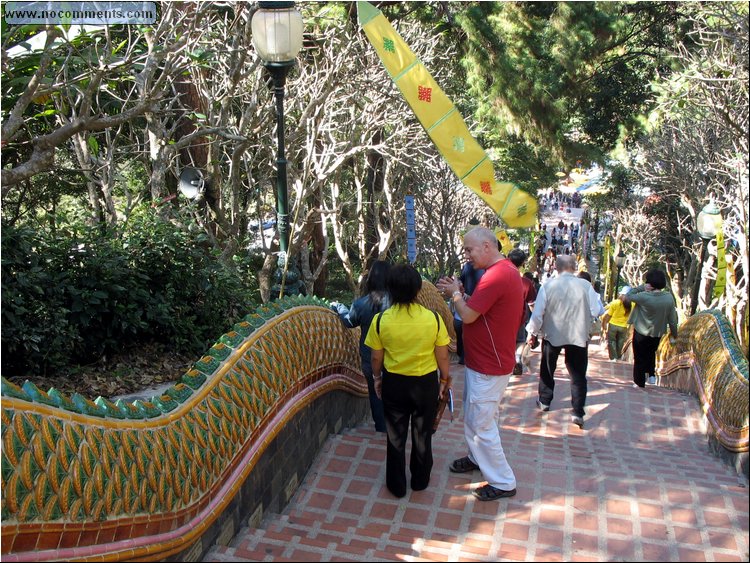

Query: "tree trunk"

xmin=361 ymin=129 xmax=385 ymax=293
xmin=146 ymin=112 xmax=168 ymax=200
xmin=258 ymin=253 xmax=277 ymax=304
xmin=309 ymin=185 xmax=329 ymax=297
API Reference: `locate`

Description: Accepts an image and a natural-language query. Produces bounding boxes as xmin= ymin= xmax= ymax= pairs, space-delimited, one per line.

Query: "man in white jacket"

xmin=526 ymin=255 xmax=596 ymax=429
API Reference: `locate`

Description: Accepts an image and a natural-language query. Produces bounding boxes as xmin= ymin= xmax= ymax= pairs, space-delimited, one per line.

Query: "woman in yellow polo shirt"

xmin=365 ymin=264 xmax=451 ymax=498
xmin=601 ymin=286 xmax=635 ymax=362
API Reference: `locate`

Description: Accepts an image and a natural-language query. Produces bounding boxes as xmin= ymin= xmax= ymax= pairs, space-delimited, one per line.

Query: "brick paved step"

xmin=204 ymin=421 xmax=467 ymax=562
xmin=205 ymin=510 xmax=480 ymax=562
xmin=205 ymin=347 xmax=750 ymax=562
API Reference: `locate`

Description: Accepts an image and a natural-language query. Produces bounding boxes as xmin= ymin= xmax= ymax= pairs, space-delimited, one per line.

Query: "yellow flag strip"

xmin=357 ymin=1 xmax=538 ymax=228
xmin=713 ymin=225 xmax=726 ymax=299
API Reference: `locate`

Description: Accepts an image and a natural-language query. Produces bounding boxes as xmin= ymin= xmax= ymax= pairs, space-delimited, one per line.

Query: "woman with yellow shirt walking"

xmin=601 ymin=286 xmax=634 ymax=362
xmin=365 ymin=264 xmax=451 ymax=498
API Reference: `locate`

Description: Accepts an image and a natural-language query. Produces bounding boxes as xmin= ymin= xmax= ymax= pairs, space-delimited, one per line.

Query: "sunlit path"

xmin=207 ymin=338 xmax=749 ymax=562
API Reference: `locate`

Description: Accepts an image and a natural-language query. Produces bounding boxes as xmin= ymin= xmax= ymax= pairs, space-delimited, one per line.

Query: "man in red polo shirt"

xmin=437 ymin=227 xmax=524 ymax=501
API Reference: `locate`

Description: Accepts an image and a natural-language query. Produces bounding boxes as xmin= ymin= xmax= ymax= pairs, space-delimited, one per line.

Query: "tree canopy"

xmin=455 ymin=1 xmax=684 ymax=167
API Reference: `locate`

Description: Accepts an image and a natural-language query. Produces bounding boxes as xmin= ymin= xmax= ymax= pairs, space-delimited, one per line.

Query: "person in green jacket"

xmin=624 ymin=269 xmax=678 ymax=388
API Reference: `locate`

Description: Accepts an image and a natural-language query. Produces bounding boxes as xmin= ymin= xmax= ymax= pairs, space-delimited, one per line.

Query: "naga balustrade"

xmin=7 ymin=285 xmax=744 ymax=561
xmin=1 ymin=282 xmax=456 ymax=562
xmin=655 ymin=309 xmax=749 ymax=478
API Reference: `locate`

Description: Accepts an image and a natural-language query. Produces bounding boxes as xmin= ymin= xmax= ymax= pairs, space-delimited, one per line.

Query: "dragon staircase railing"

xmin=1 ymin=282 xmax=456 ymax=562
xmin=656 ymin=309 xmax=749 ymax=478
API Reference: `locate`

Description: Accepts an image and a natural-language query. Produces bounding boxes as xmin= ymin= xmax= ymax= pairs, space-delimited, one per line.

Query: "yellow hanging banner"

xmin=495 ymin=229 xmax=514 ymax=255
xmin=713 ymin=222 xmax=726 ymax=299
xmin=357 ymin=1 xmax=538 ymax=228
xmin=603 ymin=236 xmax=612 ymax=299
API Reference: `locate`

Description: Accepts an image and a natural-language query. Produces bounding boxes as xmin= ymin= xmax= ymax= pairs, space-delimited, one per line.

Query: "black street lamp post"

xmin=252 ymin=1 xmax=304 ymax=297
xmin=690 ymin=202 xmax=722 ymax=315
xmin=268 ymin=63 xmax=293 ymax=259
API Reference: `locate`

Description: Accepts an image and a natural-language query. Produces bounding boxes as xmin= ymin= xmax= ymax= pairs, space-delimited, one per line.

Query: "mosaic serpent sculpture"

xmin=1 ymin=281 xmax=456 ymax=561
xmin=656 ymin=309 xmax=749 ymax=475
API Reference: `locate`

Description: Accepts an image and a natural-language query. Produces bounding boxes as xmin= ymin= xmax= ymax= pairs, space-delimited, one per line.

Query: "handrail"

xmin=0 ymin=282 xmax=456 ymax=561
xmin=656 ymin=309 xmax=749 ymax=454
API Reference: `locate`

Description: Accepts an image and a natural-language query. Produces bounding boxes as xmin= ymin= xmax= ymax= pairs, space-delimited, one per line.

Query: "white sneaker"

xmin=647 ymin=375 xmax=656 ymax=385
xmin=536 ymin=399 xmax=550 ymax=412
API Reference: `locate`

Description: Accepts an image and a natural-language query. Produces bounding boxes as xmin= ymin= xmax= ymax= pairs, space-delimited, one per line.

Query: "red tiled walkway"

xmin=207 ymin=340 xmax=749 ymax=562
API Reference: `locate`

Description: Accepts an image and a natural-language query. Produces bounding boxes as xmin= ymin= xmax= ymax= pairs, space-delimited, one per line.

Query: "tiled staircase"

xmin=208 ymin=494 xmax=435 ymax=562
xmin=206 ymin=344 xmax=749 ymax=562
xmin=206 ymin=422 xmax=469 ymax=562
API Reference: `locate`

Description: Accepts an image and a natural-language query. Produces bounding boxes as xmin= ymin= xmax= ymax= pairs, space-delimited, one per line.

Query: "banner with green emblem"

xmin=357 ymin=1 xmax=538 ymax=228
xmin=712 ymin=221 xmax=726 ymax=300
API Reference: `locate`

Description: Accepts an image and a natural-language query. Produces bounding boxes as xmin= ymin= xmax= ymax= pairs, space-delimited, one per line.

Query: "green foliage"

xmin=491 ymin=136 xmax=557 ymax=196
xmin=414 ymin=265 xmax=445 ymax=286
xmin=585 ymin=164 xmax=636 ymax=212
xmin=1 ymin=206 xmax=256 ymax=378
xmin=1 ymin=224 xmax=82 ymax=374
xmin=455 ymin=1 xmax=682 ymax=167
xmin=323 ymin=259 xmax=356 ymax=304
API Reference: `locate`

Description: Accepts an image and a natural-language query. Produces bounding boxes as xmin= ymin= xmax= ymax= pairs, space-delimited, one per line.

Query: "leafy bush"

xmin=1 ymin=224 xmax=83 ymax=375
xmin=1 ymin=206 xmax=257 ymax=378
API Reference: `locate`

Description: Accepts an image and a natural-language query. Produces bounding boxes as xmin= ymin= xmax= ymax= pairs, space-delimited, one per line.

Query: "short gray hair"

xmin=555 ymin=254 xmax=577 ymax=272
xmin=464 ymin=227 xmax=497 ymax=246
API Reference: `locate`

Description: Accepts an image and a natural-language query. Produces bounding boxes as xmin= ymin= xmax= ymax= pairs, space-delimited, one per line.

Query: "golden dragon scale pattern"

xmin=0 ymin=283 xmax=456 ymax=561
xmin=1 ymin=296 xmax=364 ymax=561
xmin=656 ymin=309 xmax=748 ymax=453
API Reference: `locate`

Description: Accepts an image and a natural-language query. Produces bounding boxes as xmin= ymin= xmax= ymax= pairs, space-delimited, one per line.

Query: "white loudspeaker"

xmin=178 ymin=168 xmax=204 ymax=199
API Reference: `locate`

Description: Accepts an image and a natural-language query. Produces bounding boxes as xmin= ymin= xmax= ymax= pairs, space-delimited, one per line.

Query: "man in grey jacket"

xmin=525 ymin=255 xmax=595 ymax=428
xmin=623 ymin=268 xmax=678 ymax=388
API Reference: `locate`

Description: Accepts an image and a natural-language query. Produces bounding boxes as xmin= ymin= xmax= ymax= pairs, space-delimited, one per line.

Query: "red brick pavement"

xmin=207 ymin=340 xmax=749 ymax=562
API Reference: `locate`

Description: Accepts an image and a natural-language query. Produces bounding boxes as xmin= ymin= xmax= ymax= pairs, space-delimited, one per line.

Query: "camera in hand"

xmin=529 ymin=334 xmax=539 ymax=349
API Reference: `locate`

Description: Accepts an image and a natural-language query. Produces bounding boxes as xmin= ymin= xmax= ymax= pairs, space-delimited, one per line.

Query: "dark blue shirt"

xmin=333 ymin=293 xmax=391 ymax=370
xmin=460 ymin=263 xmax=485 ymax=296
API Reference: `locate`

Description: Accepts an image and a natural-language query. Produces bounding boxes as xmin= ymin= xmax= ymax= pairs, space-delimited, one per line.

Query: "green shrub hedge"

xmin=1 ymin=206 xmax=257 ymax=378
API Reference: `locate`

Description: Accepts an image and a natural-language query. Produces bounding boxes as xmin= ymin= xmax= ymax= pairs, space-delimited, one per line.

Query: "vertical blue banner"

xmin=405 ymin=195 xmax=417 ymax=263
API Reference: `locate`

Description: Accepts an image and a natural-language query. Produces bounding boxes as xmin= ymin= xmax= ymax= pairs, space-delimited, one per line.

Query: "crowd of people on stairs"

xmin=330 ymin=199 xmax=678 ymax=503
